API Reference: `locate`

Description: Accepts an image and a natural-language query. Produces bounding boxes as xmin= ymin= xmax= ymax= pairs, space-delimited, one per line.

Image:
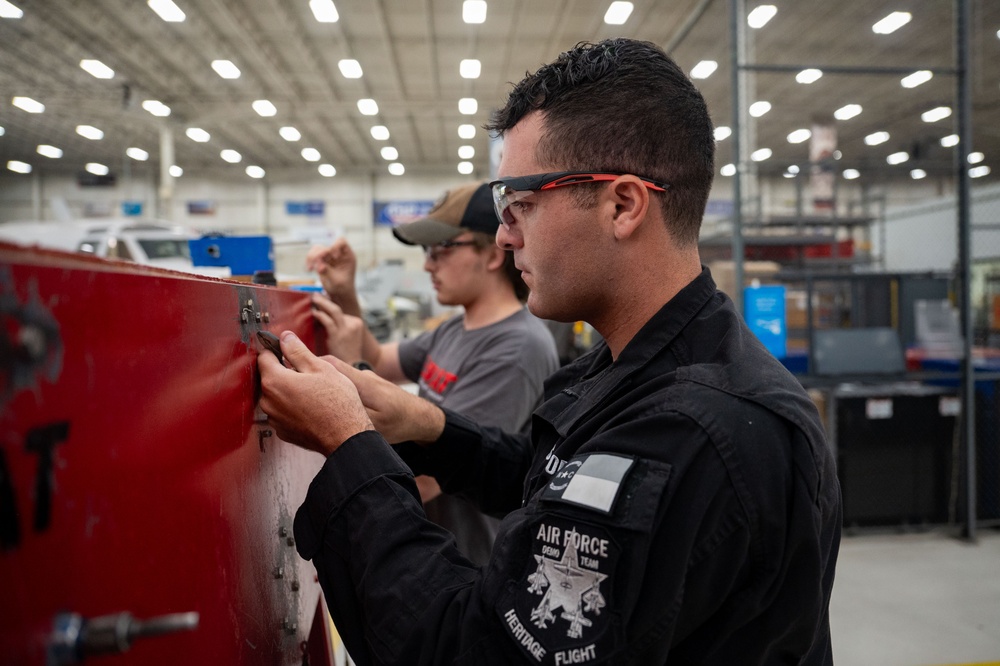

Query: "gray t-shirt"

xmin=397 ymin=306 xmax=559 ymax=565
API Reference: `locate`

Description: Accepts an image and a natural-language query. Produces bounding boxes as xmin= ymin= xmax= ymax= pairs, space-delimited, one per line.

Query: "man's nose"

xmin=495 ymin=223 xmax=521 ymax=250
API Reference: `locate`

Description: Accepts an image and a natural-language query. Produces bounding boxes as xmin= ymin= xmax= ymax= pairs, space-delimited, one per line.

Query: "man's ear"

xmin=608 ymin=176 xmax=651 ymax=241
xmin=485 ymin=244 xmax=507 ymax=271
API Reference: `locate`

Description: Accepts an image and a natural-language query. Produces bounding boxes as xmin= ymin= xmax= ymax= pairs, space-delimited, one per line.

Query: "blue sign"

xmin=121 ymin=201 xmax=143 ymax=216
xmin=373 ymin=200 xmax=435 ymax=226
xmin=744 ymin=284 xmax=787 ymax=358
xmin=286 ymin=200 xmax=325 ymax=216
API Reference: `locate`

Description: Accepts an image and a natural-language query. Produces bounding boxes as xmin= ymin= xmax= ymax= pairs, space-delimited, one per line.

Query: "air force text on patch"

xmin=541 ymin=453 xmax=635 ymax=513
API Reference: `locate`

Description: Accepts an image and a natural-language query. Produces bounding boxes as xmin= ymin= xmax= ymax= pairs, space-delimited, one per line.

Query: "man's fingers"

xmin=279 ymin=331 xmax=323 ymax=373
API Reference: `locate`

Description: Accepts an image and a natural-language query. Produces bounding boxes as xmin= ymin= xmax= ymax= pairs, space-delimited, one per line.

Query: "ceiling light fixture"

xmin=458 ymin=145 xmax=475 ymax=159
xmin=921 ymin=106 xmax=952 ymax=122
xmin=319 ymin=164 xmax=337 ymax=177
xmin=747 ymin=5 xmax=777 ymax=28
xmin=460 ymin=59 xmax=481 ymax=79
xmin=80 ymin=59 xmax=115 ymax=79
xmin=357 ymin=98 xmax=379 ymax=115
xmin=690 ymin=60 xmax=718 ymax=79
xmin=458 ymin=161 xmax=474 ymax=175
xmin=748 ymin=101 xmax=771 ymax=117
xmin=126 ymin=147 xmax=149 ymax=161
xmin=872 ymin=11 xmax=911 ymax=35
xmin=220 ymin=149 xmax=242 ymax=163
xmin=901 ymin=70 xmax=933 ymax=88
xmin=380 ymin=146 xmax=399 ymax=160
xmin=37 ymin=145 xmax=63 ymax=159
xmin=463 ymin=0 xmax=487 ymax=24
xmin=886 ymin=151 xmax=909 ymax=165
xmin=968 ymin=152 xmax=985 ymax=164
xmin=7 ymin=160 xmax=31 ymax=173
xmin=370 ymin=125 xmax=390 ymax=140
xmin=12 ymin=96 xmax=44 ymax=113
xmin=796 ymin=68 xmax=823 ymax=84
xmin=169 ymin=165 xmax=183 ymax=177
xmin=834 ymin=104 xmax=862 ymax=120
xmin=970 ymin=166 xmax=991 ymax=178
xmin=940 ymin=134 xmax=959 ymax=147
xmin=751 ymin=148 xmax=772 ymax=162
xmin=459 ymin=98 xmax=478 ymax=115
xmin=458 ymin=124 xmax=476 ymax=139
xmin=864 ymin=131 xmax=890 ymax=146
xmin=301 ymin=148 xmax=321 ymax=161
xmin=714 ymin=126 xmax=732 ymax=141
xmin=843 ymin=169 xmax=861 ymax=180
xmin=142 ymin=100 xmax=171 ymax=117
xmin=720 ymin=164 xmax=736 ymax=176
xmin=252 ymin=100 xmax=277 ymax=117
xmin=147 ymin=0 xmax=185 ymax=22
xmin=246 ymin=166 xmax=265 ymax=179
xmin=279 ymin=126 xmax=301 ymax=141
xmin=309 ymin=0 xmax=339 ymax=23
xmin=787 ymin=129 xmax=811 ymax=144
xmin=604 ymin=1 xmax=634 ymax=25
xmin=76 ymin=125 xmax=104 ymax=140
xmin=910 ymin=168 xmax=927 ymax=179
xmin=85 ymin=163 xmax=109 ymax=176
xmin=0 ymin=0 xmax=23 ymax=19
xmin=388 ymin=163 xmax=405 ymax=176
xmin=211 ymin=60 xmax=241 ymax=79
xmin=186 ymin=127 xmax=210 ymax=142
xmin=338 ymin=59 xmax=363 ymax=78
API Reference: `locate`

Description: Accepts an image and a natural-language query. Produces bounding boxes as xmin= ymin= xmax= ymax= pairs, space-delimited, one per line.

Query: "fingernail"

xmin=281 ymin=331 xmax=299 ymax=342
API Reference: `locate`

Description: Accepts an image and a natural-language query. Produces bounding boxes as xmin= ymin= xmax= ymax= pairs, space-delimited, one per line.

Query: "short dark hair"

xmin=486 ymin=39 xmax=715 ymax=246
xmin=470 ymin=231 xmax=529 ymax=302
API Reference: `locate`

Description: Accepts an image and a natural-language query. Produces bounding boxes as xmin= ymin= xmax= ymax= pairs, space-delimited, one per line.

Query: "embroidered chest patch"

xmin=541 ymin=453 xmax=634 ymax=514
xmin=501 ymin=516 xmax=620 ymax=664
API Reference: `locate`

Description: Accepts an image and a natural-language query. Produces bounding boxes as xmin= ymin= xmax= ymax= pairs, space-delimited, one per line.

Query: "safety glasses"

xmin=489 ymin=171 xmax=670 ymax=228
xmin=422 ymin=239 xmax=477 ymax=262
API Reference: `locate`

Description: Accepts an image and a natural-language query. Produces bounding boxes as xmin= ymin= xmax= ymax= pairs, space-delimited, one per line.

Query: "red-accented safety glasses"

xmin=489 ymin=171 xmax=670 ymax=228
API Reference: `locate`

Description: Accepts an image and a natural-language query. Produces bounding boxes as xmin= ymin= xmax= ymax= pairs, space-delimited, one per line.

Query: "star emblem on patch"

xmin=526 ymin=529 xmax=608 ymax=639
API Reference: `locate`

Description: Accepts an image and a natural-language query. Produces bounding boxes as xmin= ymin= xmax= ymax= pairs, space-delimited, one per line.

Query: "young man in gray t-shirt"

xmin=306 ymin=181 xmax=558 ymax=564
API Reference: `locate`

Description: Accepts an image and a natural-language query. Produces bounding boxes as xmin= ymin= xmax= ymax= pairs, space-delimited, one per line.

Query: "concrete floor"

xmin=830 ymin=528 xmax=1000 ymax=666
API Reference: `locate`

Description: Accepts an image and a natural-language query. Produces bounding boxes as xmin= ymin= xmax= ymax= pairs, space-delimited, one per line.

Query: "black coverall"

xmin=294 ymin=267 xmax=842 ymax=665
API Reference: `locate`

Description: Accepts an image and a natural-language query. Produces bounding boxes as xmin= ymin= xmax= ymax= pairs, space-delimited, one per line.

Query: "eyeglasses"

xmin=489 ymin=171 xmax=670 ymax=228
xmin=422 ymin=239 xmax=477 ymax=261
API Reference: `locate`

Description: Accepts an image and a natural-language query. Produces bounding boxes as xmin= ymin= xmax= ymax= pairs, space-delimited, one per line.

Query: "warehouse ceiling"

xmin=0 ymin=0 xmax=998 ymax=186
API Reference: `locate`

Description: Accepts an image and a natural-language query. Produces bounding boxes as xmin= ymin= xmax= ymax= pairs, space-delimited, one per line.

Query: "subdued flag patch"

xmin=542 ymin=453 xmax=634 ymax=514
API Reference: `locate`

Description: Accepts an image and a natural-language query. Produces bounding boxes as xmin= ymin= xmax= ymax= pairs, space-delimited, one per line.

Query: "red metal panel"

xmin=0 ymin=243 xmax=330 ymax=665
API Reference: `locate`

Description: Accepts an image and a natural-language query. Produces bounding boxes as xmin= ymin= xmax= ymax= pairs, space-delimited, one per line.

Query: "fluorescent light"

xmin=796 ymin=69 xmax=823 ymax=84
xmin=748 ymin=101 xmax=771 ymax=117
xmin=252 ymin=100 xmax=277 ymax=117
xmin=872 ymin=11 xmax=911 ymax=35
xmin=357 ymin=98 xmax=379 ymax=115
xmin=338 ymin=59 xmax=363 ymax=79
xmin=279 ymin=126 xmax=301 ymax=141
xmin=212 ymin=60 xmax=241 ymax=79
xmin=720 ymin=164 xmax=736 ymax=177
xmin=864 ymin=131 xmax=890 ymax=146
xmin=714 ymin=126 xmax=732 ymax=141
xmin=459 ymin=98 xmax=478 ymax=115
xmin=463 ymin=0 xmax=487 ymax=24
xmin=169 ymin=165 xmax=183 ymax=177
xmin=458 ymin=161 xmax=475 ymax=175
xmin=940 ymin=134 xmax=959 ymax=147
xmin=309 ymin=0 xmax=339 ymax=23
xmin=76 ymin=125 xmax=104 ymax=140
xmin=380 ymin=146 xmax=399 ymax=160
xmin=843 ymin=169 xmax=861 ymax=180
xmin=968 ymin=152 xmax=985 ymax=164
xmin=220 ymin=149 xmax=242 ymax=163
xmin=126 ymin=147 xmax=149 ymax=161
xmin=85 ymin=163 xmax=109 ymax=176
xmin=787 ymin=165 xmax=800 ymax=175
xmin=604 ymin=1 xmax=633 ymax=25
xmin=147 ymin=0 xmax=185 ymax=22
xmin=186 ymin=127 xmax=210 ymax=142
xmin=319 ymin=164 xmax=337 ymax=177
xmin=142 ymin=100 xmax=171 ymax=117
xmin=787 ymin=129 xmax=811 ymax=144
xmin=747 ymin=5 xmax=776 ymax=28
xmin=750 ymin=148 xmax=772 ymax=162
xmin=80 ymin=59 xmax=115 ymax=79
xmin=901 ymin=70 xmax=932 ymax=88
xmin=246 ymin=166 xmax=265 ymax=179
xmin=921 ymin=106 xmax=952 ymax=123
xmin=970 ymin=166 xmax=991 ymax=178
xmin=910 ymin=168 xmax=927 ymax=179
xmin=12 ymin=96 xmax=44 ymax=113
xmin=370 ymin=125 xmax=390 ymax=140
xmin=460 ymin=59 xmax=481 ymax=79
xmin=783 ymin=171 xmax=796 ymax=179
xmin=458 ymin=124 xmax=476 ymax=139
xmin=458 ymin=145 xmax=475 ymax=159
xmin=37 ymin=145 xmax=63 ymax=158
xmin=0 ymin=1 xmax=23 ymax=19
xmin=0 ymin=126 xmax=4 ymax=136
xmin=690 ymin=60 xmax=718 ymax=80
xmin=301 ymin=148 xmax=321 ymax=162
xmin=834 ymin=104 xmax=862 ymax=120
xmin=886 ymin=151 xmax=909 ymax=165
xmin=388 ymin=163 xmax=405 ymax=176
xmin=7 ymin=160 xmax=31 ymax=174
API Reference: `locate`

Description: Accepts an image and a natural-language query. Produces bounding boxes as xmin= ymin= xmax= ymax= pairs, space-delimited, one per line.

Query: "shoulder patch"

xmin=541 ymin=453 xmax=634 ymax=514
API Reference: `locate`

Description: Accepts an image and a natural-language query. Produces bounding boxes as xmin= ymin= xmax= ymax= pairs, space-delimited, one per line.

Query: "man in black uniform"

xmin=258 ymin=38 xmax=841 ymax=665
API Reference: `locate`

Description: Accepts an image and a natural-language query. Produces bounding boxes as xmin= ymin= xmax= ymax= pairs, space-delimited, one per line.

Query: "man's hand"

xmin=312 ymin=293 xmax=365 ymax=363
xmin=328 ymin=357 xmax=447 ymax=445
xmin=305 ymin=239 xmax=359 ymax=313
xmin=258 ymin=331 xmax=374 ymax=456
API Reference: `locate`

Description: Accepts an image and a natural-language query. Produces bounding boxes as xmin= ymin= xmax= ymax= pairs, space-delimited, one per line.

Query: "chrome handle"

xmin=49 ymin=610 xmax=199 ymax=664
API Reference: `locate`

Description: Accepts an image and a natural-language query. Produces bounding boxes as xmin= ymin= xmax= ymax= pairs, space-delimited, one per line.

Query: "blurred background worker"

xmin=306 ymin=181 xmax=558 ymax=565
